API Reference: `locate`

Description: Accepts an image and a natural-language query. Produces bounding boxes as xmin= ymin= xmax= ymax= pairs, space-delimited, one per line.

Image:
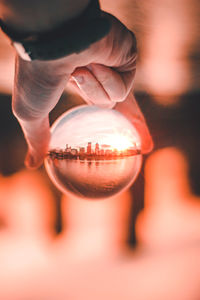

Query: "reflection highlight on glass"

xmin=45 ymin=105 xmax=142 ymax=199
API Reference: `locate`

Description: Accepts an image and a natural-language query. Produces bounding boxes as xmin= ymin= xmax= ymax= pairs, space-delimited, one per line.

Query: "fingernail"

xmin=87 ymin=65 xmax=93 ymax=72
xmin=73 ymin=75 xmax=84 ymax=84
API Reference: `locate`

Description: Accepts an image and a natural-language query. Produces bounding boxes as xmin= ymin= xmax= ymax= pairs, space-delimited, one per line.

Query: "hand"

xmin=12 ymin=12 xmax=152 ymax=168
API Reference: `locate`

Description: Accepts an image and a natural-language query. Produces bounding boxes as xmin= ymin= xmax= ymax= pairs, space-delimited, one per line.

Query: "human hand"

xmin=12 ymin=12 xmax=152 ymax=168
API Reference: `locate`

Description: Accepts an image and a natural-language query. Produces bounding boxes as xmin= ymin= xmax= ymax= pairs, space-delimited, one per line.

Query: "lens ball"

xmin=45 ymin=105 xmax=142 ymax=199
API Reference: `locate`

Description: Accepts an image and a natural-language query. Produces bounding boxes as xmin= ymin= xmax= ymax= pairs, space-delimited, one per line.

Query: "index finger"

xmin=114 ymin=93 xmax=153 ymax=154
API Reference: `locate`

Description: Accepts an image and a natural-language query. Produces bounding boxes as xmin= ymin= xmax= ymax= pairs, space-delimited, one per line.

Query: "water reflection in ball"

xmin=45 ymin=105 xmax=142 ymax=199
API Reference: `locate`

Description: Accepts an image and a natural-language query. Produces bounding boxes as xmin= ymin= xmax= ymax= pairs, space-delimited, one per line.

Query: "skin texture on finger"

xmin=90 ymin=13 xmax=137 ymax=75
xmin=115 ymin=93 xmax=153 ymax=154
xmin=136 ymin=148 xmax=200 ymax=249
xmin=12 ymin=56 xmax=68 ymax=168
xmin=11 ymin=11 xmax=138 ymax=168
xmin=22 ymin=118 xmax=50 ymax=168
xmin=71 ymin=67 xmax=114 ymax=107
xmin=69 ymin=62 xmax=136 ymax=107
xmin=87 ymin=63 xmax=134 ymax=102
xmin=68 ymin=13 xmax=137 ymax=106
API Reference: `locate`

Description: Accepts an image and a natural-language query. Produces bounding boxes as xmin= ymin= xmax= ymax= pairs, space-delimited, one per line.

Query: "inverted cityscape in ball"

xmin=45 ymin=105 xmax=142 ymax=199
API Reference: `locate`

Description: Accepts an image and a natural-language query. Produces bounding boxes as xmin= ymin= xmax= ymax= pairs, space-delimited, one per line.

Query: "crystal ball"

xmin=45 ymin=105 xmax=142 ymax=199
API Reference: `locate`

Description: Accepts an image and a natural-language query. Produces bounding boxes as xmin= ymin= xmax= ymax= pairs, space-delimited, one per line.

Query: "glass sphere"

xmin=45 ymin=105 xmax=142 ymax=199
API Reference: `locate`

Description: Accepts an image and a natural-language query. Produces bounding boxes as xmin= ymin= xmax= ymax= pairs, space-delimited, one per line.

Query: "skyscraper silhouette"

xmin=87 ymin=142 xmax=92 ymax=155
xmin=95 ymin=143 xmax=99 ymax=154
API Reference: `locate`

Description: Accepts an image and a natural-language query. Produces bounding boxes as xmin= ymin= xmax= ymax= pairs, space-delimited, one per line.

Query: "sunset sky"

xmin=50 ymin=105 xmax=141 ymax=151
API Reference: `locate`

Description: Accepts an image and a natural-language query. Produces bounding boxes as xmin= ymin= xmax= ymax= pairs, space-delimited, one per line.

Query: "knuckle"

xmin=12 ymin=100 xmax=37 ymax=122
xmin=111 ymin=86 xmax=127 ymax=103
xmin=72 ymin=67 xmax=90 ymax=79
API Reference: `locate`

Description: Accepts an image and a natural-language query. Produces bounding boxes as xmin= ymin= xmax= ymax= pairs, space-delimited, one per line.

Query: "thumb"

xmin=71 ymin=62 xmax=135 ymax=107
xmin=12 ymin=56 xmax=68 ymax=168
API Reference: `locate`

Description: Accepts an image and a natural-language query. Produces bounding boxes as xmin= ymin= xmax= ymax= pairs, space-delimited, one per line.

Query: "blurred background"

xmin=0 ymin=0 xmax=200 ymax=299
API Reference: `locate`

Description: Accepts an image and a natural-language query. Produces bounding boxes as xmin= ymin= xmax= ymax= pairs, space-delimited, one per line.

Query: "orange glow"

xmin=0 ymin=1 xmax=200 ymax=299
xmin=108 ymin=134 xmax=135 ymax=151
xmin=0 ymin=32 xmax=15 ymax=94
xmin=137 ymin=148 xmax=200 ymax=249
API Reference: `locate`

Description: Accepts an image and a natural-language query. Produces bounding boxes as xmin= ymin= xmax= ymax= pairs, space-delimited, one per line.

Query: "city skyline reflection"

xmin=48 ymin=141 xmax=141 ymax=161
xmin=46 ymin=156 xmax=142 ymax=199
xmin=45 ymin=105 xmax=142 ymax=199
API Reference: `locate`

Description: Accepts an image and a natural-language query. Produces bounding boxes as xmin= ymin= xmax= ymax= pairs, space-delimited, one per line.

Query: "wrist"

xmin=0 ymin=0 xmax=111 ymax=61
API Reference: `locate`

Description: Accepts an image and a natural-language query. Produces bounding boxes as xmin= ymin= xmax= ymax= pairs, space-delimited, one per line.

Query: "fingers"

xmin=91 ymin=13 xmax=137 ymax=93
xmin=115 ymin=93 xmax=153 ymax=154
xmin=70 ymin=66 xmax=115 ymax=108
xmin=71 ymin=63 xmax=135 ymax=104
xmin=67 ymin=84 xmax=153 ymax=154
xmin=12 ymin=56 xmax=68 ymax=168
xmin=87 ymin=64 xmax=126 ymax=102
xmin=69 ymin=13 xmax=137 ymax=107
xmin=12 ymin=12 xmax=137 ymax=167
xmin=19 ymin=118 xmax=50 ymax=168
xmin=93 ymin=13 xmax=137 ymax=70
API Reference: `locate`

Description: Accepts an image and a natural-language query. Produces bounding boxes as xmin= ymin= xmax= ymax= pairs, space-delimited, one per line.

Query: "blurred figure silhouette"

xmin=0 ymin=0 xmax=200 ymax=299
xmin=0 ymin=148 xmax=200 ymax=299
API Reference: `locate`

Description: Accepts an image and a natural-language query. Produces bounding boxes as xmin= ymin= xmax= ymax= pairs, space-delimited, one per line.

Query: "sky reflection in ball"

xmin=45 ymin=105 xmax=142 ymax=199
